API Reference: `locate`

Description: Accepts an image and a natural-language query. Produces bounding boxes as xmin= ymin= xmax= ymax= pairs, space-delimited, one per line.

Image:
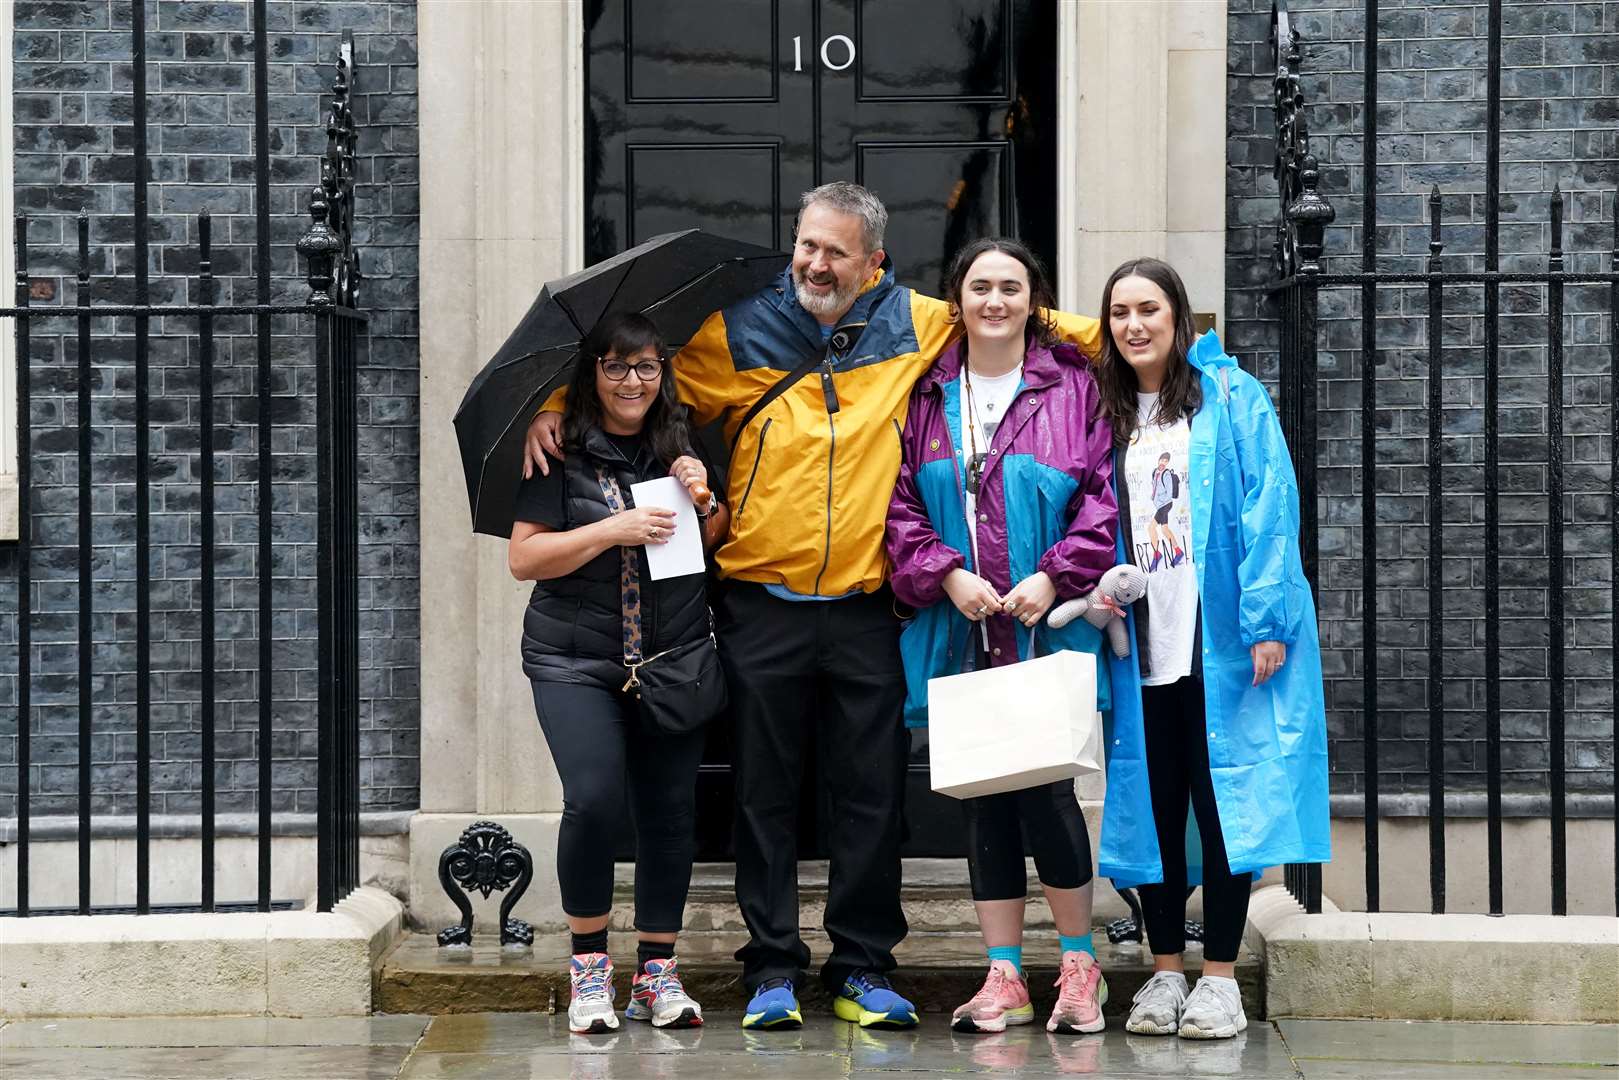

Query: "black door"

xmin=587 ymin=0 xmax=1059 ymax=859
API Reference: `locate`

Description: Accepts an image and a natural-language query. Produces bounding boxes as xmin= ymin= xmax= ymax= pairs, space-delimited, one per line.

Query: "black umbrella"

xmin=454 ymin=229 xmax=786 ymax=536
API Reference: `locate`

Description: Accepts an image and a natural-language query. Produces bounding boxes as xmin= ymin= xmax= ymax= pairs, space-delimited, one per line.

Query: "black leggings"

xmin=1138 ymin=676 xmax=1252 ymax=964
xmin=962 ymin=780 xmax=1094 ymax=901
xmin=531 ymin=680 xmax=707 ymax=933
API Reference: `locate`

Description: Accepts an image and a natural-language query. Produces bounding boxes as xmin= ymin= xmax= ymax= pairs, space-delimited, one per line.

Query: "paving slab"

xmin=1277 ymin=1018 xmax=1619 ymax=1068
xmin=415 ymin=1012 xmax=853 ymax=1056
xmin=844 ymin=1023 xmax=1299 ymax=1078
xmin=0 ymin=1044 xmax=412 ymax=1080
xmin=12 ymin=1010 xmax=1615 ymax=1080
xmin=397 ymin=1013 xmax=1299 ymax=1080
xmin=1294 ymin=1063 xmax=1614 ymax=1080
xmin=398 ymin=1048 xmax=867 ymax=1079
xmin=0 ymin=1013 xmax=431 ymax=1048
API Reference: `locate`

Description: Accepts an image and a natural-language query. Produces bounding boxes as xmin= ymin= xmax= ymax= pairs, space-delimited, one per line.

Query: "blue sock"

xmin=986 ymin=945 xmax=1023 ymax=973
xmin=1059 ymin=933 xmax=1095 ymax=958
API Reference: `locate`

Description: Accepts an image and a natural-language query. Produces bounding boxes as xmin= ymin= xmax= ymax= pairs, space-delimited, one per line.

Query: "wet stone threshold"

xmin=376 ymin=929 xmax=1262 ymax=1021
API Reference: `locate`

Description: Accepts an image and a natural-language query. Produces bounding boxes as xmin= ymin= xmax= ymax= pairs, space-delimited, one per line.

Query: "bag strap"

xmin=593 ymin=466 xmax=644 ymax=666
xmin=729 ymin=320 xmax=867 ymax=459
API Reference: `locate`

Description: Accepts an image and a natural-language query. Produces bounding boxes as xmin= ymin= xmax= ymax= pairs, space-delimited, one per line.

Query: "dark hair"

xmin=1094 ymin=257 xmax=1201 ymax=447
xmin=562 ymin=311 xmax=692 ymax=466
xmin=940 ymin=237 xmax=1060 ymax=349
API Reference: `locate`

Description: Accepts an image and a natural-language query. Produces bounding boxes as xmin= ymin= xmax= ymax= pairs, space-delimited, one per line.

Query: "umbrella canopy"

xmin=454 ymin=229 xmax=786 ymax=536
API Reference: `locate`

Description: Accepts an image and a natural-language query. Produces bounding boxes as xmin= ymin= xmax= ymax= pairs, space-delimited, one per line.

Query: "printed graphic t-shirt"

xmin=1124 ymin=391 xmax=1200 ymax=685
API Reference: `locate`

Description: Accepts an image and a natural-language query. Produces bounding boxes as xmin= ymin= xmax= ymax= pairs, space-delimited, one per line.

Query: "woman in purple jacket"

xmin=885 ymin=238 xmax=1119 ymax=1035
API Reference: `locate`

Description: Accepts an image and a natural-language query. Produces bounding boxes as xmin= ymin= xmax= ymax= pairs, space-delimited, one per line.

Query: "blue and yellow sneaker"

xmin=833 ymin=971 xmax=919 ymax=1029
xmin=742 ymin=978 xmax=803 ymax=1030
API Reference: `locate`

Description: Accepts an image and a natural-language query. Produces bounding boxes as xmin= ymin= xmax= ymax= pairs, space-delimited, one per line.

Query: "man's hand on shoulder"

xmin=523 ymin=411 xmax=565 ymax=478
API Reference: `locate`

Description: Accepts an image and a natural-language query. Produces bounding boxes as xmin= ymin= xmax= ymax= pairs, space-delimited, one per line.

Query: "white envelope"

xmin=926 ymin=649 xmax=1103 ymax=799
xmin=628 ymin=476 xmax=705 ymax=580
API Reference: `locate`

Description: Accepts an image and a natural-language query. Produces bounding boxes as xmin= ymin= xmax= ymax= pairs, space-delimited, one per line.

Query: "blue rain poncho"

xmin=1099 ymin=331 xmax=1331 ymax=887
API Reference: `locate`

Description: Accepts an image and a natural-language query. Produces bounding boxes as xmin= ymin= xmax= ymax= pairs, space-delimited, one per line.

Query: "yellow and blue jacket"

xmin=673 ymin=263 xmax=1101 ymax=597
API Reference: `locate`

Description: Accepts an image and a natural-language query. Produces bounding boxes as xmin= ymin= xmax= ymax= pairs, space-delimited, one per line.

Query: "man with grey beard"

xmin=526 ymin=181 xmax=1100 ymax=1031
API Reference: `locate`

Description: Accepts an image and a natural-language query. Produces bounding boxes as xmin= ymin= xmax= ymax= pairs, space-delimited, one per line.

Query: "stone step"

xmin=609 ymin=860 xmax=1207 ymax=934
xmin=376 ymin=930 xmax=1262 ymax=1023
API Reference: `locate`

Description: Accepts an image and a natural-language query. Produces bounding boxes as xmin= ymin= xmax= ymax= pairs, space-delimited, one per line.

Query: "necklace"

xmin=963 ymin=363 xmax=986 ymax=495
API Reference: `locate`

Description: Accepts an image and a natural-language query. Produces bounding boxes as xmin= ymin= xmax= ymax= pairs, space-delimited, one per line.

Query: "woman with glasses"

xmin=884 ymin=238 xmax=1119 ymax=1035
xmin=508 ymin=311 xmax=729 ymax=1034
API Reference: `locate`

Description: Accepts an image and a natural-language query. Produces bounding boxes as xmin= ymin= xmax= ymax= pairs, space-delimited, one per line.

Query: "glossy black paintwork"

xmin=587 ymin=0 xmax=1057 ymax=858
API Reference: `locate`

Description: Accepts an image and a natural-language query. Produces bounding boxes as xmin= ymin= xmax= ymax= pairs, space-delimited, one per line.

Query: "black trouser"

xmin=1137 ymin=676 xmax=1251 ymax=963
xmin=530 ymin=680 xmax=708 ymax=933
xmin=962 ymin=780 xmax=1094 ymax=901
xmin=717 ymin=582 xmax=910 ymax=993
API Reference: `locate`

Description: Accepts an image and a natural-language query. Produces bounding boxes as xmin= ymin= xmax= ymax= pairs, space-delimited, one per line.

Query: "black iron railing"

xmin=1267 ymin=0 xmax=1619 ymax=917
xmin=4 ymin=13 xmax=364 ymax=916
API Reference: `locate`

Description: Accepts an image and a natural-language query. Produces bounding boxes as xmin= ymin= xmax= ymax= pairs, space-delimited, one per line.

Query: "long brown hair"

xmin=1094 ymin=257 xmax=1200 ymax=447
xmin=941 ymin=237 xmax=1060 ymax=348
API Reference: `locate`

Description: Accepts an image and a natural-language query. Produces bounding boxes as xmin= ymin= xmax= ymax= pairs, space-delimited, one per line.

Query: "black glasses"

xmin=599 ymin=357 xmax=664 ymax=381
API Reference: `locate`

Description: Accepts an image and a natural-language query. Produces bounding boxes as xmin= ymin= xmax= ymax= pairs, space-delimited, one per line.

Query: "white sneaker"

xmin=568 ymin=952 xmax=621 ymax=1034
xmin=625 ymin=957 xmax=705 ymax=1028
xmin=1178 ymin=975 xmax=1246 ymax=1039
xmin=1125 ymin=970 xmax=1189 ymax=1035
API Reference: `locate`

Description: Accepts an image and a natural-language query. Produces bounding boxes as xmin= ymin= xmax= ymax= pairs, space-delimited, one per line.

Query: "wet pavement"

xmin=0 ymin=1013 xmax=1614 ymax=1078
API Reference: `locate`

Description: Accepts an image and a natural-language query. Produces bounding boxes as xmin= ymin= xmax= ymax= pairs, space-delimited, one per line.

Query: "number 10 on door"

xmin=793 ymin=34 xmax=855 ymax=72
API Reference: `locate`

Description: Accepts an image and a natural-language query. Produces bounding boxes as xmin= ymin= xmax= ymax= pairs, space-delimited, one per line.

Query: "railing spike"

xmin=1428 ymin=187 xmax=1443 ymax=265
xmin=1550 ymin=185 xmax=1564 ymax=267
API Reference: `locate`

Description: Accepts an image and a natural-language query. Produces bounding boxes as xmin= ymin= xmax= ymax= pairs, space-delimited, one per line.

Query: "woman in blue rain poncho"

xmin=1090 ymin=258 xmax=1329 ymax=1042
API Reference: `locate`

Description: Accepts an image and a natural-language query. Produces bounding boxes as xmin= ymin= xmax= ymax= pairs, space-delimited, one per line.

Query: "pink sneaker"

xmin=951 ymin=962 xmax=1034 ymax=1034
xmin=1047 ymin=951 xmax=1107 ymax=1034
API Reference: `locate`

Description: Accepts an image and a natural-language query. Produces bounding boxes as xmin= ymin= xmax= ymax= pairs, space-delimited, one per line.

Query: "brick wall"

xmin=1 ymin=0 xmax=420 ymax=818
xmin=1227 ymin=0 xmax=1617 ymax=798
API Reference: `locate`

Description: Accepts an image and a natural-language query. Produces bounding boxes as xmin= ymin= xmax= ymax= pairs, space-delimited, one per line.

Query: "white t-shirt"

xmin=957 ymin=362 xmax=1023 ymax=649
xmin=1124 ymin=391 xmax=1200 ymax=685
xmin=959 ymin=363 xmax=1024 ymax=541
xmin=959 ymin=362 xmax=1023 ymax=469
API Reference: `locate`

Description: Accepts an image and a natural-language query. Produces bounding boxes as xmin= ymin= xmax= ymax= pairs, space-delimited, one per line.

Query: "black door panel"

xmin=625 ymin=144 xmax=782 ymax=249
xmin=856 ymin=140 xmax=1010 ymax=294
xmin=588 ymin=0 xmax=1057 ymax=860
xmin=855 ymin=0 xmax=1013 ymax=101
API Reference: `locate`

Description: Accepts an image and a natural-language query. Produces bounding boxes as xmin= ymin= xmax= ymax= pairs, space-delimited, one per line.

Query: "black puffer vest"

xmin=520 ymin=426 xmax=710 ymax=689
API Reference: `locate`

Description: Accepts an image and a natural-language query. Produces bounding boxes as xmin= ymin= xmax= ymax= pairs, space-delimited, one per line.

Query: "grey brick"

xmin=1227 ymin=0 xmax=1617 ymax=800
xmin=4 ymin=0 xmax=419 ymax=817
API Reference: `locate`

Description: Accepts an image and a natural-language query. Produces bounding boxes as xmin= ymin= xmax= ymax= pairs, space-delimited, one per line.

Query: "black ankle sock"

xmin=637 ymin=939 xmax=675 ymax=971
xmin=571 ymin=928 xmax=609 ymax=956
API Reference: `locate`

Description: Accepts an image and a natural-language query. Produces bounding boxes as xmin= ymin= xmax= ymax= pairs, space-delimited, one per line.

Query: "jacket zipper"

xmin=811 ymin=357 xmax=841 ymax=595
xmin=735 ymin=418 xmax=771 ymax=520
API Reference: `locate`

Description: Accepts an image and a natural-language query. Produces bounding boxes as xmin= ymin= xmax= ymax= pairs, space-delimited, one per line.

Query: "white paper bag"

xmin=926 ymin=649 xmax=1103 ymax=799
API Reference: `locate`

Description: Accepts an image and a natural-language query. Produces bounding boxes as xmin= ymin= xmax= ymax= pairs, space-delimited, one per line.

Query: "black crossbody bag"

xmin=594 ymin=466 xmax=727 ymax=734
